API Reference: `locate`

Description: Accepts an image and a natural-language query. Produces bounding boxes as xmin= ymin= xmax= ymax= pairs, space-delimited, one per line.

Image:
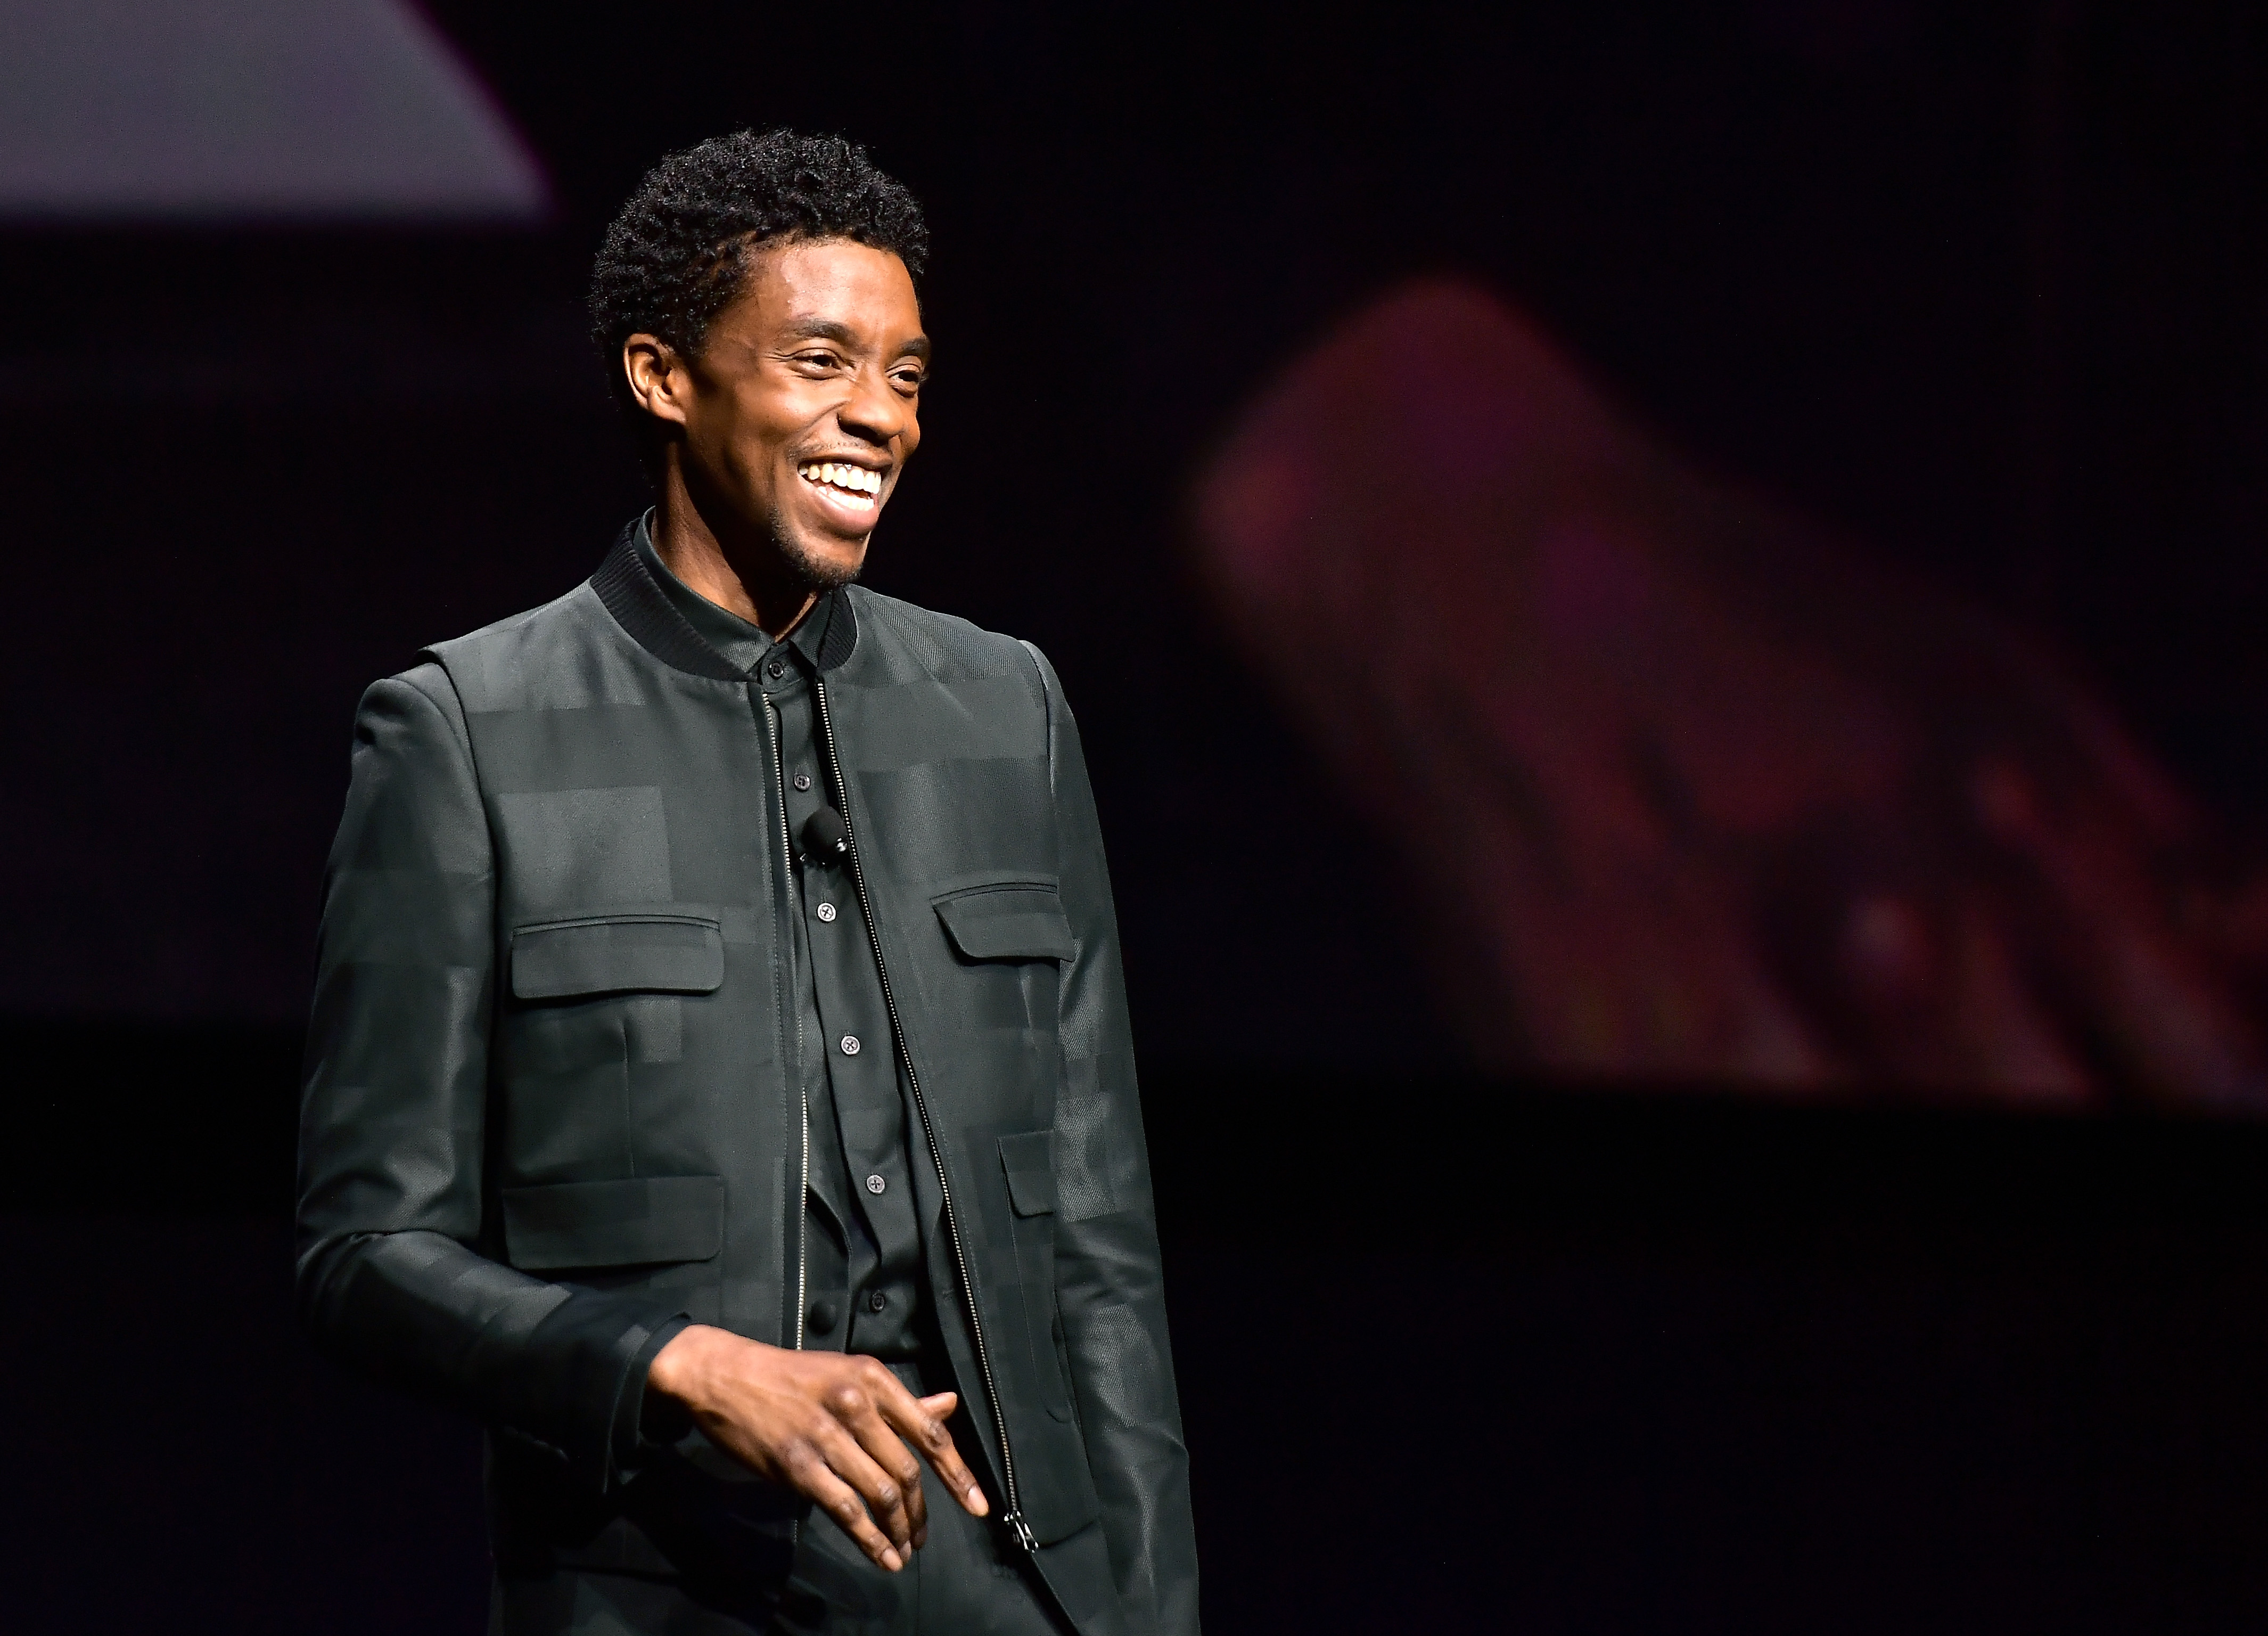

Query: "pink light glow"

xmin=1193 ymin=278 xmax=2268 ymax=1107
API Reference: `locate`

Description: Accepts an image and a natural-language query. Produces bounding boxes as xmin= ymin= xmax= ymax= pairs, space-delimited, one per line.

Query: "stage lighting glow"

xmin=0 ymin=0 xmax=550 ymax=220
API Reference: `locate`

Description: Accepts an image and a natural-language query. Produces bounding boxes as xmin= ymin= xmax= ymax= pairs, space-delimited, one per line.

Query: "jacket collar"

xmin=588 ymin=513 xmax=860 ymax=681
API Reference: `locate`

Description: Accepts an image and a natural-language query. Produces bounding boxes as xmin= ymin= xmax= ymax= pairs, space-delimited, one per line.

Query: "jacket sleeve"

xmin=294 ymin=664 xmax=687 ymax=1495
xmin=1023 ymin=643 xmax=1201 ymax=1635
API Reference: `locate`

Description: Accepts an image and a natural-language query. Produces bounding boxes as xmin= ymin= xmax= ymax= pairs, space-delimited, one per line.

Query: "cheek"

xmin=712 ymin=420 xmax=787 ymax=498
xmin=719 ymin=386 xmax=806 ymax=476
xmin=684 ymin=403 xmax=753 ymax=479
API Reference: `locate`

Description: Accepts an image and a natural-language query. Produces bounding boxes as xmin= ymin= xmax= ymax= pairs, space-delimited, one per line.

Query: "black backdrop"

xmin=7 ymin=3 xmax=2268 ymax=1629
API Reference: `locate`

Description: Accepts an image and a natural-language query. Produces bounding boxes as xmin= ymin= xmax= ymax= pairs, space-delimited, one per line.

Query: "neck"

xmin=651 ymin=458 xmax=818 ymax=639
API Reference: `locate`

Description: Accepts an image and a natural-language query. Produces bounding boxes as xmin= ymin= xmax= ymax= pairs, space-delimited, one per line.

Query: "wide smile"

xmin=796 ymin=459 xmax=884 ymax=515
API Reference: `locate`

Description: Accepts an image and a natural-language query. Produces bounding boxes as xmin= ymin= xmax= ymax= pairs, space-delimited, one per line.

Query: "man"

xmin=296 ymin=129 xmax=1198 ymax=1636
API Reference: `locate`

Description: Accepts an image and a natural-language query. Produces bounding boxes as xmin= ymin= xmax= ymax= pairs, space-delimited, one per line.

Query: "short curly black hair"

xmin=588 ymin=128 xmax=927 ymax=433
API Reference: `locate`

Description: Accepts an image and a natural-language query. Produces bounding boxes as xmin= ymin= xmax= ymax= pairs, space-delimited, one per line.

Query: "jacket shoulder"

xmin=843 ymin=588 xmax=1045 ymax=701
xmin=418 ymin=580 xmax=644 ymax=715
xmin=361 ymin=659 xmax=473 ymax=744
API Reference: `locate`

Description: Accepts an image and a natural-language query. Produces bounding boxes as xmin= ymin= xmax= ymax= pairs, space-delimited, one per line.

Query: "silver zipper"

xmin=812 ymin=676 xmax=1039 ymax=1553
xmin=761 ymin=692 xmax=810 ymax=1353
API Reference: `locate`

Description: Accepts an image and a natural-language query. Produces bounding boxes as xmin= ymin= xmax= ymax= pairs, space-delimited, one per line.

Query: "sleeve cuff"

xmin=609 ymin=1313 xmax=695 ymax=1483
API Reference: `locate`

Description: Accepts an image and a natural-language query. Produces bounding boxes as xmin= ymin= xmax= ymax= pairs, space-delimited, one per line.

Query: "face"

xmin=627 ymin=238 xmax=928 ymax=588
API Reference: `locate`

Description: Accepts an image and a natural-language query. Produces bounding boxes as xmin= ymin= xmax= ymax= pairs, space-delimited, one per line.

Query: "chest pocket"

xmin=932 ymin=884 xmax=1074 ymax=963
xmin=499 ymin=910 xmax=724 ymax=1199
xmin=931 ymin=884 xmax=1072 ymax=1086
xmin=510 ymin=911 xmax=724 ymax=1000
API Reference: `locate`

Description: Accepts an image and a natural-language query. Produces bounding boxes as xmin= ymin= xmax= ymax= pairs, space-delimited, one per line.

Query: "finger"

xmin=817 ymin=1367 xmax=922 ymax=1547
xmin=809 ymin=1413 xmax=919 ymax=1554
xmin=845 ymin=1364 xmax=944 ymax=1544
xmin=911 ymin=1392 xmax=972 ymax=1522
xmin=790 ymin=1444 xmax=905 ymax=1573
xmin=841 ymin=1397 xmax=931 ymax=1547
xmin=884 ymin=1385 xmax=988 ymax=1517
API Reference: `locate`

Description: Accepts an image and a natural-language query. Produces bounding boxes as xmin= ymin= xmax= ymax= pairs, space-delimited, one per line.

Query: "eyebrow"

xmin=781 ymin=316 xmax=931 ymax=362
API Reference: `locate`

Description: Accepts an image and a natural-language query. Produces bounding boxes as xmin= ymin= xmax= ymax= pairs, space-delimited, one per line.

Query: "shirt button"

xmin=793 ymin=773 xmax=812 ymax=791
xmin=767 ymin=659 xmax=785 ymax=679
xmin=807 ymin=1299 xmax=839 ymax=1336
xmin=867 ymin=1290 xmax=889 ymax=1313
xmin=816 ymin=902 xmax=837 ymax=923
xmin=865 ymin=1173 xmax=886 ymax=1195
xmin=839 ymin=1034 xmax=861 ymax=1056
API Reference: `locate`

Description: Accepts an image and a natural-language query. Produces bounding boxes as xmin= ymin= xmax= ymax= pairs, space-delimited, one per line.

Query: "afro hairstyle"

xmin=588 ymin=128 xmax=928 ymax=440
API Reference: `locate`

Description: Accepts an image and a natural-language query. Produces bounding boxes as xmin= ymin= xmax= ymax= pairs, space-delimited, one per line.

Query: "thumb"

xmin=918 ymin=1390 xmax=958 ymax=1415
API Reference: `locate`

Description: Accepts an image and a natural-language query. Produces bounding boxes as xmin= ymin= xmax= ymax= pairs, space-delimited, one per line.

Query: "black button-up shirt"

xmin=635 ymin=518 xmax=930 ymax=1359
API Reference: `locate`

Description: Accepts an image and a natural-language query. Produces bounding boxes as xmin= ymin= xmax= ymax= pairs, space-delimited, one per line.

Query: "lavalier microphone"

xmin=800 ymin=805 xmax=850 ymax=864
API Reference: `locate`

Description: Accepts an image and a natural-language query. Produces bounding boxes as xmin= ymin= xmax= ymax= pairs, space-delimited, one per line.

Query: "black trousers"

xmin=492 ymin=1364 xmax=1074 ymax=1636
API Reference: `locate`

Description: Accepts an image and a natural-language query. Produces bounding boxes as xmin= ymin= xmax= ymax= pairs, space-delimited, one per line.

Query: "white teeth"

xmin=800 ymin=462 xmax=883 ymax=502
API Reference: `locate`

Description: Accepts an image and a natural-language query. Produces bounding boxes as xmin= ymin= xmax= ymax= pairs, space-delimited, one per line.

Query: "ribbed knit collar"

xmin=588 ymin=512 xmax=859 ymax=681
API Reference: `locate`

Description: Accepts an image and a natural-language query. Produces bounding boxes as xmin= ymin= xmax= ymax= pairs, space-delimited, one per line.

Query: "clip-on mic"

xmin=800 ymin=805 xmax=850 ymax=865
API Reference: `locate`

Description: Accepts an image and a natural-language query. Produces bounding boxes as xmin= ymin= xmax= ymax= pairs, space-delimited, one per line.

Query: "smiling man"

xmin=296 ymin=130 xmax=1198 ymax=1636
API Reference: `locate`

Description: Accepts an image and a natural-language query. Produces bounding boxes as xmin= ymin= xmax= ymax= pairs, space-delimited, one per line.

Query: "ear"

xmin=622 ymin=333 xmax=691 ymax=429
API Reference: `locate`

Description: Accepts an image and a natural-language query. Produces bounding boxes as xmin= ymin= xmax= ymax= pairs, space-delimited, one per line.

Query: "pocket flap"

xmin=512 ymin=913 xmax=724 ymax=1000
xmin=935 ymin=887 xmax=1075 ymax=962
xmin=998 ymin=1131 xmax=1058 ymax=1216
xmin=502 ymin=1175 xmax=725 ymax=1271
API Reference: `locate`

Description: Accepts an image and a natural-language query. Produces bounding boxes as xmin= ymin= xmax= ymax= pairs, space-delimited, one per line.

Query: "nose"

xmin=838 ymin=365 xmax=910 ymax=447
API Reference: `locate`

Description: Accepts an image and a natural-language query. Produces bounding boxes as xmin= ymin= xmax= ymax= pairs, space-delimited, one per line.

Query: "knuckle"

xmin=874 ymin=1482 xmax=900 ymax=1511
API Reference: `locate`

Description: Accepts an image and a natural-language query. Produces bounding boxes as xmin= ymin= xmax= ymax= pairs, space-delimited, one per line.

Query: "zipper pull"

xmin=1005 ymin=1509 xmax=1039 ymax=1552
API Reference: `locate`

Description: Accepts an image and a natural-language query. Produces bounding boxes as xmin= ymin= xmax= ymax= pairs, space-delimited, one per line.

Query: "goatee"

xmin=776 ymin=523 xmax=867 ymax=593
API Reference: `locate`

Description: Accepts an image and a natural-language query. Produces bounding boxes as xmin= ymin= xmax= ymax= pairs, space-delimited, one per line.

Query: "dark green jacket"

xmin=295 ymin=526 xmax=1197 ymax=1634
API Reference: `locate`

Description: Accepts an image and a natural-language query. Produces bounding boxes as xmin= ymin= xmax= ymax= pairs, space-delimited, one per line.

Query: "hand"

xmin=645 ymin=1324 xmax=990 ymax=1570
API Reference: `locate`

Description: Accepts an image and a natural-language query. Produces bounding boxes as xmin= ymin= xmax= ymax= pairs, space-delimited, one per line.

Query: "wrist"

xmin=646 ymin=1322 xmax=729 ymax=1408
xmin=646 ymin=1322 xmax=784 ymax=1412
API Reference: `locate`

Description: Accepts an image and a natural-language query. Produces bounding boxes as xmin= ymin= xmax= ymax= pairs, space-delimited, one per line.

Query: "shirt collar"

xmin=632 ymin=510 xmax=839 ymax=678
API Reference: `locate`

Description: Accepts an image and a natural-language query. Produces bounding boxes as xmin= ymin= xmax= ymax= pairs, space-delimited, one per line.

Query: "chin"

xmin=779 ymin=529 xmax=870 ymax=592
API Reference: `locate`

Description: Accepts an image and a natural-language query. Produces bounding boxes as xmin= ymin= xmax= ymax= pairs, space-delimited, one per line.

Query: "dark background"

xmin=7 ymin=2 xmax=2268 ymax=1629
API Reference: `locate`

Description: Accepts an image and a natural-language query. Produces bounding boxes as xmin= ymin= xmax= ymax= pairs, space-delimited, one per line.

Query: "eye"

xmin=890 ymin=366 xmax=926 ymax=392
xmin=793 ymin=349 xmax=843 ymax=372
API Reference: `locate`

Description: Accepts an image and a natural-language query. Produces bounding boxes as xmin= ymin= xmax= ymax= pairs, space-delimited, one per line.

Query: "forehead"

xmin=722 ymin=238 xmax=923 ymax=343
